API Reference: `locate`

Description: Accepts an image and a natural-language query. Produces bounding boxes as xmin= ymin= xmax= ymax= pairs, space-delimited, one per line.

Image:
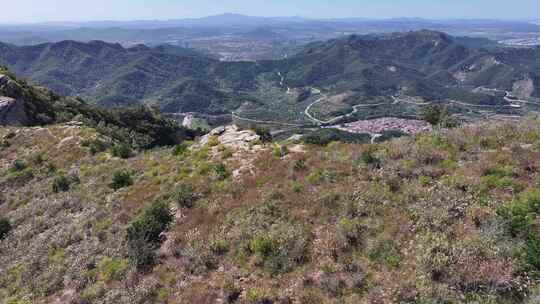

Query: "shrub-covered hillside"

xmin=2 ymin=116 xmax=540 ymax=303
xmin=0 ymin=67 xmax=198 ymax=149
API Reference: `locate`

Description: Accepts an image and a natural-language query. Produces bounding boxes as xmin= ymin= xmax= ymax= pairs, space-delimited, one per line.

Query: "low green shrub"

xmin=0 ymin=217 xmax=12 ymax=240
xmin=360 ymin=148 xmax=379 ymax=165
xmin=172 ymin=143 xmax=189 ymax=156
xmin=338 ymin=218 xmax=363 ymax=248
xmin=98 ymin=257 xmax=128 ymax=282
xmin=209 ymin=238 xmax=229 ymax=255
xmin=222 ymin=278 xmax=241 ymax=303
xmin=0 ymin=139 xmax=10 ymax=149
xmin=246 ymin=288 xmax=273 ymax=304
xmin=173 ymin=182 xmax=196 ymax=208
xmin=272 ymin=145 xmax=289 ymax=158
xmin=110 ymin=143 xmax=132 ymax=159
xmin=306 ymin=169 xmax=324 ymax=184
xmin=303 ymin=129 xmax=370 ymax=146
xmin=249 ymin=236 xmax=277 ymax=257
xmin=52 ymin=175 xmax=71 ymax=193
xmin=479 ymin=175 xmax=522 ymax=194
xmin=30 ymin=153 xmax=45 ymax=166
xmin=525 ymin=235 xmax=540 ymax=270
xmin=4 ymin=131 xmax=15 ymax=139
xmin=499 ymin=189 xmax=540 ymax=237
xmin=9 ymin=160 xmax=27 ymax=173
xmin=253 ymin=127 xmax=273 ymax=143
xmin=110 ymin=170 xmax=133 ymax=190
xmin=368 ymin=240 xmax=402 ymax=268
xmin=207 ymin=135 xmax=220 ymax=147
xmin=215 ymin=163 xmax=231 ymax=180
xmin=421 ymin=104 xmax=457 ymax=127
xmin=81 ymin=139 xmax=109 ymax=155
xmin=293 ymin=159 xmax=306 ymax=171
xmin=126 ymin=201 xmax=173 ymax=269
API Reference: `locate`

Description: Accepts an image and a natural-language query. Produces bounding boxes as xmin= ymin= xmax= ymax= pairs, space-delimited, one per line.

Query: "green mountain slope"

xmin=0 ymin=67 xmax=196 ymax=148
xmin=0 ymin=31 xmax=539 ymax=123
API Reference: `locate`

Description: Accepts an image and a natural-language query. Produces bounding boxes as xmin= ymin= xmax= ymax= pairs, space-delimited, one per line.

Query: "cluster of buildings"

xmin=334 ymin=117 xmax=432 ymax=135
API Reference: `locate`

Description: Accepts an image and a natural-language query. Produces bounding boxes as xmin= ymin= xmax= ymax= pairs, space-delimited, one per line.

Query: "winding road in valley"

xmin=231 ymin=112 xmax=304 ymax=127
xmin=304 ymin=93 xmax=399 ymax=125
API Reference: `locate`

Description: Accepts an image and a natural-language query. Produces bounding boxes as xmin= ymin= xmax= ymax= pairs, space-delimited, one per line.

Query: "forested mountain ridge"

xmin=0 ymin=30 xmax=539 ymax=123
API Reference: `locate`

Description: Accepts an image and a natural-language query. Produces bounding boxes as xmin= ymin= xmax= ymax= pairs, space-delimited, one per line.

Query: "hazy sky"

xmin=3 ymin=0 xmax=540 ymax=23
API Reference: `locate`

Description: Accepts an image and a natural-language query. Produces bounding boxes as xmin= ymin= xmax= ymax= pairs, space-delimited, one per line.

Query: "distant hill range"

xmin=4 ymin=15 xmax=540 ymax=61
xmin=1 ymin=30 xmax=539 ymax=123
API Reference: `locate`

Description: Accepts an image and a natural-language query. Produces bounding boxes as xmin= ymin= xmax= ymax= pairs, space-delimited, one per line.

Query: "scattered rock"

xmin=210 ymin=126 xmax=227 ymax=136
xmin=286 ymin=134 xmax=303 ymax=142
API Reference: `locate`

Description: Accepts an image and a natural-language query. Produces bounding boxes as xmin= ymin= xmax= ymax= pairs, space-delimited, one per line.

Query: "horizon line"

xmin=0 ymin=13 xmax=536 ymax=26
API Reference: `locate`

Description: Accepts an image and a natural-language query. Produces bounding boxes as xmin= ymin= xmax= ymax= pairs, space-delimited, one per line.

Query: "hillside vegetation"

xmin=0 ymin=67 xmax=197 ymax=149
xmin=2 ymin=94 xmax=540 ymax=303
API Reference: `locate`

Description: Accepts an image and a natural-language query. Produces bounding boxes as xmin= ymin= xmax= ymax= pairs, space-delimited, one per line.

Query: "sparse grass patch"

xmin=98 ymin=257 xmax=128 ymax=282
xmin=306 ymin=169 xmax=324 ymax=184
xmin=207 ymin=135 xmax=220 ymax=147
xmin=246 ymin=287 xmax=274 ymax=304
xmin=368 ymin=240 xmax=402 ymax=268
xmin=172 ymin=142 xmax=189 ymax=156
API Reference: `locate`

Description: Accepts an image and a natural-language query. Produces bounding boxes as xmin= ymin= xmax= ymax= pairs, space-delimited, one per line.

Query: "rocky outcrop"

xmin=0 ymin=74 xmax=23 ymax=98
xmin=200 ymin=125 xmax=260 ymax=151
xmin=0 ymin=96 xmax=30 ymax=126
xmin=0 ymin=74 xmax=30 ymax=126
xmin=198 ymin=125 xmax=265 ymax=179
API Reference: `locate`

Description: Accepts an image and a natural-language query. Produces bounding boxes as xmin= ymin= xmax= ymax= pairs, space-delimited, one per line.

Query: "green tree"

xmin=110 ymin=170 xmax=133 ymax=190
xmin=126 ymin=201 xmax=173 ymax=269
xmin=0 ymin=217 xmax=12 ymax=240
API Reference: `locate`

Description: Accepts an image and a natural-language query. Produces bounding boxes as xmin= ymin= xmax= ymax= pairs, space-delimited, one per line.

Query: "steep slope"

xmin=0 ymin=40 xmax=248 ymax=113
xmin=0 ymin=67 xmax=195 ymax=148
xmin=2 ymin=110 xmax=540 ymax=303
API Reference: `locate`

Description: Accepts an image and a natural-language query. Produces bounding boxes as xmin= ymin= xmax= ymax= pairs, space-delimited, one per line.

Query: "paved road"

xmin=305 ymin=93 xmax=398 ymax=125
xmin=231 ymin=112 xmax=304 ymax=127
